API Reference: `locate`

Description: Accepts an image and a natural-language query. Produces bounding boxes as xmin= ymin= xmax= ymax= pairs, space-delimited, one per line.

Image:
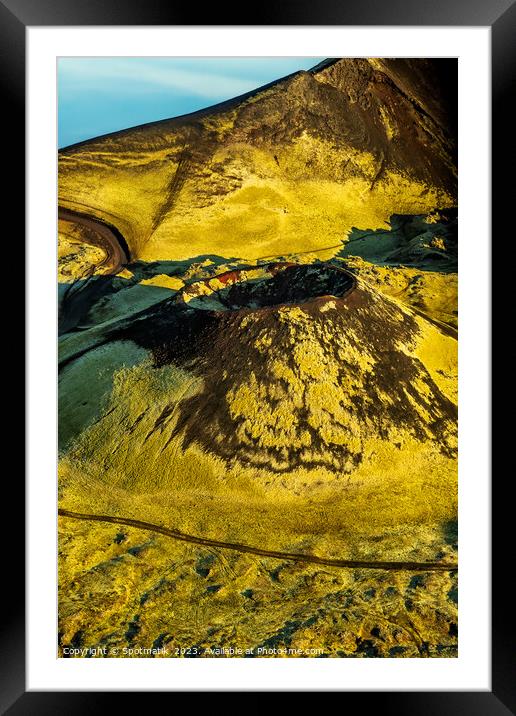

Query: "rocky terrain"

xmin=58 ymin=58 xmax=458 ymax=658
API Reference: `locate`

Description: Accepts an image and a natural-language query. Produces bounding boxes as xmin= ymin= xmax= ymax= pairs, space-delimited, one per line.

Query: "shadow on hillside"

xmin=58 ymin=253 xmax=241 ymax=336
xmin=338 ymin=210 xmax=457 ymax=273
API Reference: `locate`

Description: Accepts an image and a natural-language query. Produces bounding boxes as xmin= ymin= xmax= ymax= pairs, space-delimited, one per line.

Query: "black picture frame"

xmin=8 ymin=0 xmax=513 ymax=710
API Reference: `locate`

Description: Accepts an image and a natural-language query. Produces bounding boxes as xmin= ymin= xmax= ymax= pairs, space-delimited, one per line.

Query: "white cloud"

xmin=58 ymin=58 xmax=280 ymax=100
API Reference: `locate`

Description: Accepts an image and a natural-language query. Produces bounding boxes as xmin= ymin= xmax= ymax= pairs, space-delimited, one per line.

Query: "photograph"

xmin=56 ymin=56 xmax=459 ymax=659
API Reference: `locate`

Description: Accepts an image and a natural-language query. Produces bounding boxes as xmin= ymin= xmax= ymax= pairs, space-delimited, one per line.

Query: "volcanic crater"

xmin=178 ymin=263 xmax=357 ymax=313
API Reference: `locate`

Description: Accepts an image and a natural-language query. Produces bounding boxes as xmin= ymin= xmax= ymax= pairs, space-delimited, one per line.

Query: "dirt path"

xmin=58 ymin=508 xmax=457 ymax=572
xmin=58 ymin=206 xmax=130 ymax=275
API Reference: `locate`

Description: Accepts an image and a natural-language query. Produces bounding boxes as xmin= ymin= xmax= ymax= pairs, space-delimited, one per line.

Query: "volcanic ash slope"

xmin=59 ymin=263 xmax=457 ymax=562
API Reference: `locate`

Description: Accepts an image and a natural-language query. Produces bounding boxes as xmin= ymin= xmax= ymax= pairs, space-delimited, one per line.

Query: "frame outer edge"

xmin=0 ymin=2 xmax=27 ymax=714
xmin=492 ymin=2 xmax=516 ymax=714
xmin=1 ymin=0 xmax=516 ymax=26
xmin=13 ymin=0 xmax=512 ymax=709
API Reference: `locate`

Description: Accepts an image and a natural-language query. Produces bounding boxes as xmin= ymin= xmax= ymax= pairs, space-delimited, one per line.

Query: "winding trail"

xmin=58 ymin=508 xmax=457 ymax=572
xmin=58 ymin=206 xmax=130 ymax=275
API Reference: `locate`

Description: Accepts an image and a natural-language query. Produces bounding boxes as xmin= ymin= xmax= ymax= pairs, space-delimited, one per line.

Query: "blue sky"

xmin=58 ymin=57 xmax=325 ymax=148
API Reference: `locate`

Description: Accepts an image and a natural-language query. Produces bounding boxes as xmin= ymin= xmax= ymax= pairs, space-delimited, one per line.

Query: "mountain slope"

xmin=58 ymin=58 xmax=457 ymax=265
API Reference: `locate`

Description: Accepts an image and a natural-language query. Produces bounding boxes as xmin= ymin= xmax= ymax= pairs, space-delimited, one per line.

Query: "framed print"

xmin=9 ymin=0 xmax=513 ymax=709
